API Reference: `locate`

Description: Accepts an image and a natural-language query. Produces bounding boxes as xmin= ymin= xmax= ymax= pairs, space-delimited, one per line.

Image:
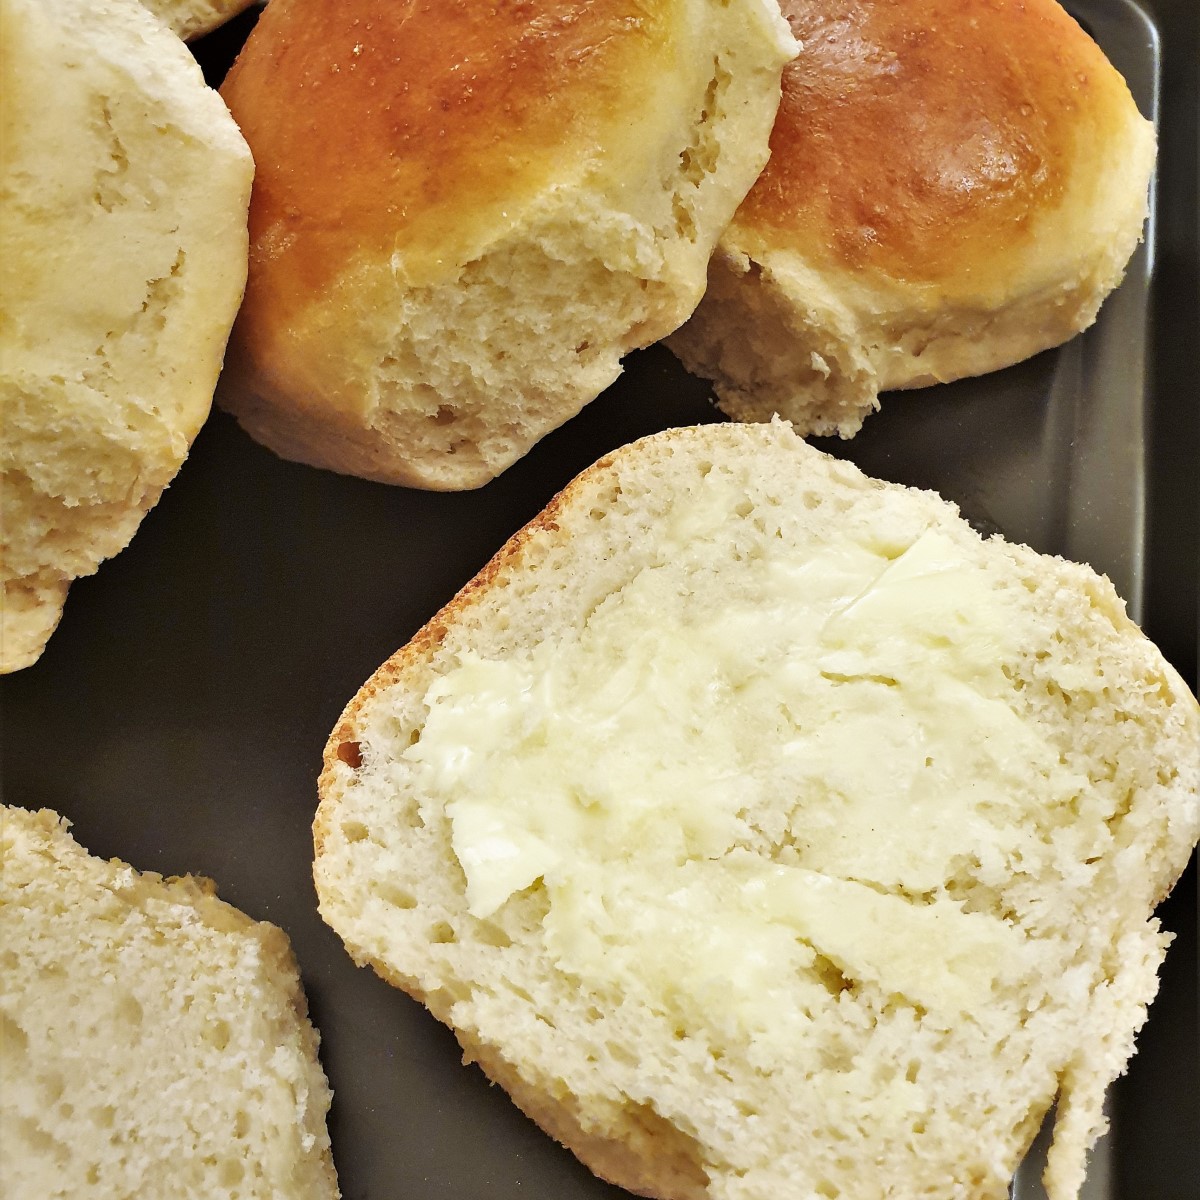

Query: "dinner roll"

xmin=667 ymin=0 xmax=1157 ymax=437
xmin=314 ymin=421 xmax=1199 ymax=1200
xmin=0 ymin=0 xmax=252 ymax=672
xmin=0 ymin=805 xmax=338 ymax=1200
xmin=217 ymin=0 xmax=797 ymax=489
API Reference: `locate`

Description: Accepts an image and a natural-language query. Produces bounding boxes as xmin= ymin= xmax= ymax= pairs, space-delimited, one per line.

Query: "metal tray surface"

xmin=1 ymin=3 xmax=1195 ymax=1198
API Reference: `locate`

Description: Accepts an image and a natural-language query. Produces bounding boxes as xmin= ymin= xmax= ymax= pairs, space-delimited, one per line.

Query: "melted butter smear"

xmin=404 ymin=476 xmax=1077 ymax=1045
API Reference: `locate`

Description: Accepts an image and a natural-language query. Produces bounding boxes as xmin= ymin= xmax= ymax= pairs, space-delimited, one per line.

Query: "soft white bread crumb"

xmin=314 ymin=421 xmax=1199 ymax=1200
xmin=0 ymin=0 xmax=252 ymax=671
xmin=217 ymin=0 xmax=797 ymax=489
xmin=667 ymin=0 xmax=1157 ymax=437
xmin=137 ymin=0 xmax=257 ymax=41
xmin=0 ymin=805 xmax=339 ymax=1200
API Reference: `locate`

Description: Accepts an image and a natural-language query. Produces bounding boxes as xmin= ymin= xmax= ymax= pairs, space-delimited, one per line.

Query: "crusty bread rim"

xmin=316 ymin=432 xmax=652 ymax=806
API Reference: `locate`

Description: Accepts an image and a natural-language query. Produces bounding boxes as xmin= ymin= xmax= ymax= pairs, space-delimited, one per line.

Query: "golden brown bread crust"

xmin=222 ymin=0 xmax=676 ymax=332
xmin=667 ymin=0 xmax=1155 ymax=435
xmin=743 ymin=0 xmax=1133 ymax=289
xmin=218 ymin=0 xmax=795 ymax=489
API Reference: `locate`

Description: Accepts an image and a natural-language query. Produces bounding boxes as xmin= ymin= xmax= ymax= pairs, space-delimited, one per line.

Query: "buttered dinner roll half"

xmin=668 ymin=0 xmax=1157 ymax=437
xmin=315 ymin=422 xmax=1199 ymax=1200
xmin=217 ymin=0 xmax=797 ymax=490
xmin=0 ymin=0 xmax=252 ymax=672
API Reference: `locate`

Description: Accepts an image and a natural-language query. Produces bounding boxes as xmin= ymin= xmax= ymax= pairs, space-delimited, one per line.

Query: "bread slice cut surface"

xmin=315 ymin=421 xmax=1199 ymax=1200
xmin=0 ymin=805 xmax=339 ymax=1200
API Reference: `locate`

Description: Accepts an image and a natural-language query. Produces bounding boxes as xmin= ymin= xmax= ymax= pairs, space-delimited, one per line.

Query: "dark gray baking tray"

xmin=2 ymin=2 xmax=1195 ymax=1197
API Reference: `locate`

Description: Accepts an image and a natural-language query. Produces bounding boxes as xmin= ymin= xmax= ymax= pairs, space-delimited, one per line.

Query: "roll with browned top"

xmin=668 ymin=0 xmax=1157 ymax=436
xmin=218 ymin=0 xmax=797 ymax=489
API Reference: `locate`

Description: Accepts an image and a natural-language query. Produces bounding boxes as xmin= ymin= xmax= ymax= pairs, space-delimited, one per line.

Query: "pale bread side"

xmin=0 ymin=0 xmax=252 ymax=671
